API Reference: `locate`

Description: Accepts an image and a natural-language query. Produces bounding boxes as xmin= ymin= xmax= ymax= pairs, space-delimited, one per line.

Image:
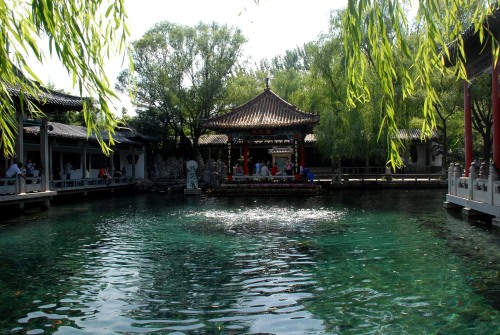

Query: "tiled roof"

xmin=202 ymin=89 xmax=319 ymax=131
xmin=198 ymin=134 xmax=228 ymax=146
xmin=198 ymin=133 xmax=316 ymax=146
xmin=115 ymin=126 xmax=159 ymax=143
xmin=7 ymin=85 xmax=84 ymax=111
xmin=444 ymin=6 xmax=500 ymax=72
xmin=396 ymin=129 xmax=440 ymax=141
xmin=24 ymin=121 xmax=147 ymax=146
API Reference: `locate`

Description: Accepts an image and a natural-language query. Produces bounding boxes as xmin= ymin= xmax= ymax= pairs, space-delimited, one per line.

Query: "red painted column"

xmin=227 ymin=135 xmax=233 ymax=182
xmin=243 ymin=141 xmax=249 ymax=175
xmin=464 ymin=81 xmax=473 ymax=177
xmin=492 ymin=60 xmax=500 ymax=168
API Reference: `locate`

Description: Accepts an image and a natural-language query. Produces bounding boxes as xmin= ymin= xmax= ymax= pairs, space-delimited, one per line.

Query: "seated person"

xmin=260 ymin=164 xmax=270 ymax=176
xmin=234 ymin=163 xmax=243 ymax=175
xmin=307 ymin=171 xmax=315 ymax=184
xmin=98 ymin=167 xmax=111 ymax=179
xmin=302 ymin=168 xmax=309 ymax=180
xmin=5 ymin=162 xmax=27 ymax=183
xmin=25 ymin=159 xmax=35 ymax=177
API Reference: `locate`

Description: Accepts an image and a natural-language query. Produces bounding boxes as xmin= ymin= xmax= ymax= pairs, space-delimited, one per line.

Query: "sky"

xmin=35 ymin=0 xmax=348 ymax=112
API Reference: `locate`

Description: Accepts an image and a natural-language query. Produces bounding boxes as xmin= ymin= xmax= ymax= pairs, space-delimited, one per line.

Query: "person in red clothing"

xmin=99 ymin=166 xmax=111 ymax=179
xmin=271 ymin=163 xmax=279 ymax=176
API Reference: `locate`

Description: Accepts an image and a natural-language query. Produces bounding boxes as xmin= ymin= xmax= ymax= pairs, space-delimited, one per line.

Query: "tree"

xmin=431 ymin=73 xmax=464 ymax=169
xmin=225 ymin=66 xmax=266 ymax=107
xmin=0 ymin=0 xmax=129 ymax=157
xmin=310 ymin=10 xmax=388 ymax=168
xmin=470 ymin=72 xmax=494 ymax=161
xmin=118 ymin=21 xmax=245 ymax=159
xmin=343 ymin=0 xmax=498 ymax=167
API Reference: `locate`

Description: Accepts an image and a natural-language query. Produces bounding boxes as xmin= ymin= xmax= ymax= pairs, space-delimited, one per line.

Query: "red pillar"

xmin=492 ymin=60 xmax=500 ymax=168
xmin=464 ymin=81 xmax=473 ymax=177
xmin=243 ymin=141 xmax=249 ymax=175
xmin=227 ymin=135 xmax=233 ymax=182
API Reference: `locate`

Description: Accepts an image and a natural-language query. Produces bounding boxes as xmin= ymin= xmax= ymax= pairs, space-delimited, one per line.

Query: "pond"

xmin=0 ymin=189 xmax=499 ymax=335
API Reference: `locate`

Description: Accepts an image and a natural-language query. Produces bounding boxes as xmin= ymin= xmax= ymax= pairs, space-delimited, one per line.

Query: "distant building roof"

xmin=6 ymin=74 xmax=85 ymax=112
xmin=198 ymin=133 xmax=316 ymax=146
xmin=24 ymin=121 xmax=152 ymax=146
xmin=396 ymin=129 xmax=440 ymax=141
xmin=202 ymin=88 xmax=319 ymax=132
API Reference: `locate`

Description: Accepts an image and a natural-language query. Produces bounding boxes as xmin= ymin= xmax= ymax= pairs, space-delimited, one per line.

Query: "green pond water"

xmin=0 ymin=189 xmax=499 ymax=335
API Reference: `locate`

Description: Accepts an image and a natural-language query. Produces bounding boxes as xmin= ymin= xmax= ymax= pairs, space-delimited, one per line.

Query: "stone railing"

xmin=1 ymin=176 xmax=43 ymax=195
xmin=50 ymin=177 xmax=134 ymax=191
xmin=448 ymin=161 xmax=500 ymax=206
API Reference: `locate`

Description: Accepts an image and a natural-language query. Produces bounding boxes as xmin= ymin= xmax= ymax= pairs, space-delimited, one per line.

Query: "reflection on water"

xmin=0 ymin=189 xmax=499 ymax=334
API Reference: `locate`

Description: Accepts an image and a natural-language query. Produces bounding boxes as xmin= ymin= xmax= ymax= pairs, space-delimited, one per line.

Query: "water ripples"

xmin=10 ymin=208 xmax=333 ymax=334
xmin=2 ymin=192 xmax=500 ymax=334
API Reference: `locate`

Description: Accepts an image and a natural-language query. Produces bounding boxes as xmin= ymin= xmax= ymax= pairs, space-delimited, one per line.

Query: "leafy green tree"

xmin=270 ymin=47 xmax=310 ymax=72
xmin=118 ymin=21 xmax=245 ymax=159
xmin=127 ymin=106 xmax=178 ymax=157
xmin=343 ymin=0 xmax=497 ymax=167
xmin=311 ymin=10 xmax=388 ymax=168
xmin=432 ymin=73 xmax=465 ymax=168
xmin=0 ymin=0 xmax=129 ymax=157
xmin=470 ymin=72 xmax=494 ymax=161
xmin=225 ymin=66 xmax=266 ymax=107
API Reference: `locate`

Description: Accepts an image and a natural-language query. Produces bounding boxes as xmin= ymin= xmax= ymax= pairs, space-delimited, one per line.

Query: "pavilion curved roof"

xmin=5 ymin=66 xmax=85 ymax=112
xmin=202 ymin=88 xmax=319 ymax=132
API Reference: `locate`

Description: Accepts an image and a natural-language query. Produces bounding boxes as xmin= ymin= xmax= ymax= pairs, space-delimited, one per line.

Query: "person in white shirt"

xmin=64 ymin=161 xmax=73 ymax=180
xmin=5 ymin=162 xmax=26 ymax=180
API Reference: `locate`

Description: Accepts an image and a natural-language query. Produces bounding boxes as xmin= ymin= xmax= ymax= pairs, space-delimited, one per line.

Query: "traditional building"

xmin=444 ymin=6 xmax=500 ymax=225
xmin=397 ymin=129 xmax=443 ymax=173
xmin=202 ymin=81 xmax=320 ymax=182
xmin=1 ymin=83 xmax=149 ymax=209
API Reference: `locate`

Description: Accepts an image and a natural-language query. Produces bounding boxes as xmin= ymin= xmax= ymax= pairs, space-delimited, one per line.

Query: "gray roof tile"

xmin=202 ymin=89 xmax=319 ymax=131
xmin=24 ymin=121 xmax=145 ymax=146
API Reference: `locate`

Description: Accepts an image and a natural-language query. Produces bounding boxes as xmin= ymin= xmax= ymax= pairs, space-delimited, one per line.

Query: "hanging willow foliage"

xmin=0 ymin=0 xmax=130 ymax=157
xmin=343 ymin=0 xmax=500 ymax=168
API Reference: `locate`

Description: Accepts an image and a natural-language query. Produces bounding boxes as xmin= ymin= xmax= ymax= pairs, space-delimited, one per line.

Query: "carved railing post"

xmin=489 ymin=161 xmax=498 ymax=204
xmin=469 ymin=162 xmax=478 ymax=179
xmin=469 ymin=162 xmax=477 ymax=199
xmin=479 ymin=161 xmax=488 ymax=179
xmin=448 ymin=163 xmax=455 ymax=194
xmin=453 ymin=163 xmax=461 ymax=196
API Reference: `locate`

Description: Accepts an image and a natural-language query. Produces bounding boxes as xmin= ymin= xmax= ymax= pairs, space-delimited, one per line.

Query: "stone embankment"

xmin=137 ymin=156 xmax=227 ymax=192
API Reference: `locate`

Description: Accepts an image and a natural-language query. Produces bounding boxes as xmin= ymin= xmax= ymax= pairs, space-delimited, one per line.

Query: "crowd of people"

xmin=1 ymin=159 xmax=127 ymax=184
xmin=233 ymin=158 xmax=315 ymax=183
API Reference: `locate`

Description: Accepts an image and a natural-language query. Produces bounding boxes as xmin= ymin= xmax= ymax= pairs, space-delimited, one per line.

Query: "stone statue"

xmin=186 ymin=160 xmax=199 ymax=190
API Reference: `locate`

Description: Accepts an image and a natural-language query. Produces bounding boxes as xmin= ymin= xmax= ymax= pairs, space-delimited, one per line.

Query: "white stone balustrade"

xmin=446 ymin=160 xmax=500 ymax=222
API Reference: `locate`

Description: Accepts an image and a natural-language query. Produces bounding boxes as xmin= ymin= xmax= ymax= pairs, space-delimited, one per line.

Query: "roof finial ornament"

xmin=265 ymin=77 xmax=270 ymax=90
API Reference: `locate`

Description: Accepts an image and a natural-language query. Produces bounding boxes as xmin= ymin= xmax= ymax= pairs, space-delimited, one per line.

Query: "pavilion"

xmin=444 ymin=6 xmax=500 ymax=225
xmin=1 ymin=79 xmax=148 ymax=209
xmin=202 ymin=79 xmax=320 ymax=182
